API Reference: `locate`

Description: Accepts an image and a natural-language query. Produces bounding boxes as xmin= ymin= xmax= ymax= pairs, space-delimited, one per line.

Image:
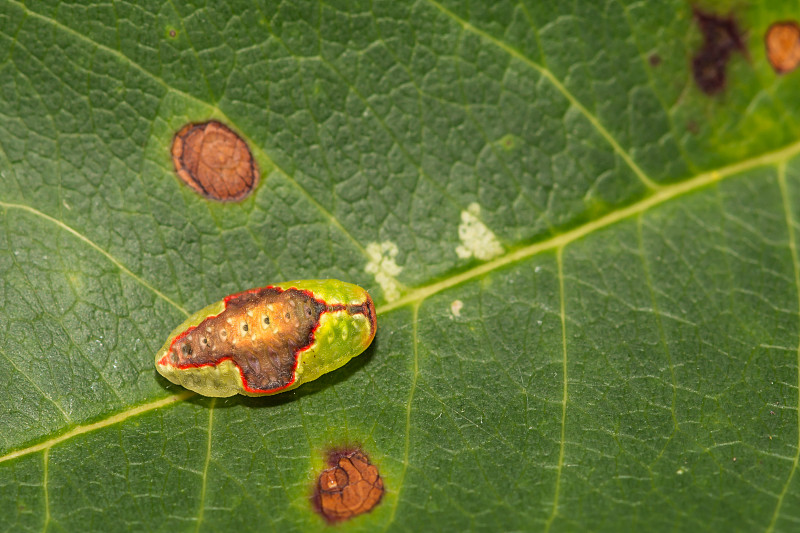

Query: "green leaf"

xmin=2 ymin=0 xmax=800 ymax=531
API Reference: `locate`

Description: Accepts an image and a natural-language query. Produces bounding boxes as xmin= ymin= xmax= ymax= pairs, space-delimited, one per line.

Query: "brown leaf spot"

xmin=313 ymin=450 xmax=384 ymax=523
xmin=765 ymin=21 xmax=800 ymax=74
xmin=691 ymin=9 xmax=746 ymax=95
xmin=171 ymin=120 xmax=259 ymax=202
xmin=649 ymin=53 xmax=662 ymax=67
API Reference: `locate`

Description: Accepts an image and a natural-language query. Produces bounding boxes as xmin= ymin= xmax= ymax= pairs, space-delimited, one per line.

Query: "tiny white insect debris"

xmin=365 ymin=241 xmax=403 ymax=302
xmin=455 ymin=203 xmax=503 ymax=261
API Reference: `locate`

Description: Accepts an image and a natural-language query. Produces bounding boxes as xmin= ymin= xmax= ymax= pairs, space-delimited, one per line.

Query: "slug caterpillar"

xmin=155 ymin=280 xmax=376 ymax=397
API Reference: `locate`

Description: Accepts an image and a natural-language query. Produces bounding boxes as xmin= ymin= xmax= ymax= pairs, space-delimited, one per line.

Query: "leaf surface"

xmin=2 ymin=0 xmax=800 ymax=531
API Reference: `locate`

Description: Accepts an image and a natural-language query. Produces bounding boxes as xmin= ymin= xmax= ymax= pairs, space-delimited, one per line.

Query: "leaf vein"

xmin=766 ymin=163 xmax=800 ymax=533
xmin=7 ymin=0 xmax=388 ymax=282
xmin=423 ymin=0 xmax=658 ymax=190
xmin=0 ymin=392 xmax=192 ymax=465
xmin=41 ymin=448 xmax=50 ymax=533
xmin=194 ymin=398 xmax=215 ymax=532
xmin=0 ymin=201 xmax=189 ymax=316
xmin=544 ymin=247 xmax=568 ymax=532
xmin=382 ymin=302 xmax=420 ymax=531
xmin=377 ymin=140 xmax=800 ymax=316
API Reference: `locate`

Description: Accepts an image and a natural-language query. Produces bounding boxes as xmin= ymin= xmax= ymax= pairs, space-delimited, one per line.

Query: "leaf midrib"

xmin=2 ymin=135 xmax=799 ymax=467
xmin=377 ymin=139 xmax=800 ymax=314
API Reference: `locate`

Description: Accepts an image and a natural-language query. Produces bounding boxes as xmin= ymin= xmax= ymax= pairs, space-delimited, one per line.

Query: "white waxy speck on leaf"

xmin=455 ymin=203 xmax=503 ymax=261
xmin=365 ymin=241 xmax=403 ymax=301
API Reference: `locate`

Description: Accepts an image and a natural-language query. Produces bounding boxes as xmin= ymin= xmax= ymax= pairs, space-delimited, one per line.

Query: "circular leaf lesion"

xmin=765 ymin=21 xmax=800 ymax=74
xmin=171 ymin=120 xmax=259 ymax=202
xmin=312 ymin=449 xmax=385 ymax=523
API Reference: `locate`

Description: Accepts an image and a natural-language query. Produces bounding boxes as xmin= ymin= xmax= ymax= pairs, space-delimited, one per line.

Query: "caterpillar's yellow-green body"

xmin=155 ymin=280 xmax=376 ymax=397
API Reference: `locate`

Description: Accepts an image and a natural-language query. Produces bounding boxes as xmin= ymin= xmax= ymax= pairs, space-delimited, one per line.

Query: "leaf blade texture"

xmin=1 ymin=0 xmax=800 ymax=531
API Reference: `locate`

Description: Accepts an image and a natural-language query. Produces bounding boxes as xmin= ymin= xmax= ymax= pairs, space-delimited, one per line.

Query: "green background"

xmin=1 ymin=0 xmax=800 ymax=531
